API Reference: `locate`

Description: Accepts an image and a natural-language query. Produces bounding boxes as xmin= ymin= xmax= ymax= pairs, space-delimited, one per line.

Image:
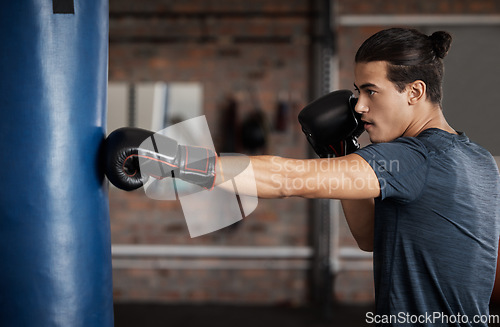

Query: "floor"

xmin=114 ymin=302 xmax=373 ymax=327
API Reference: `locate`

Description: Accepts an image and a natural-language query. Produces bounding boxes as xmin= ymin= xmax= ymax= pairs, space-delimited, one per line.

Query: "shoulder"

xmin=355 ymin=137 xmax=430 ymax=203
xmin=356 ymin=136 xmax=428 ymax=165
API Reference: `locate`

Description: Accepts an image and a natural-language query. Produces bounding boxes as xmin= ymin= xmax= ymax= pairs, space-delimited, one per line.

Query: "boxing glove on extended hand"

xmin=298 ymin=90 xmax=363 ymax=158
xmin=103 ymin=127 xmax=217 ymax=191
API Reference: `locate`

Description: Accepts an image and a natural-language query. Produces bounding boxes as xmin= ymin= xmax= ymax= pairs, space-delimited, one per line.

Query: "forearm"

xmin=341 ymin=198 xmax=375 ymax=252
xmin=215 ymin=155 xmax=286 ymax=198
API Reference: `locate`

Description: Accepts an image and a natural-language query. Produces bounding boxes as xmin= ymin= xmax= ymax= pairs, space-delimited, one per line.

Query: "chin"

xmin=367 ymin=133 xmax=382 ymax=144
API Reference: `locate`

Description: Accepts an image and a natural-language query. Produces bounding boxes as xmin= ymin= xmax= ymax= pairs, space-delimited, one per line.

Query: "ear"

xmin=407 ymin=80 xmax=426 ymax=105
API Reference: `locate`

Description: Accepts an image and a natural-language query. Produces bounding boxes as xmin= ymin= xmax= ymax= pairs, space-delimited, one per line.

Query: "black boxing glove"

xmin=298 ymin=90 xmax=363 ymax=158
xmin=103 ymin=127 xmax=217 ymax=191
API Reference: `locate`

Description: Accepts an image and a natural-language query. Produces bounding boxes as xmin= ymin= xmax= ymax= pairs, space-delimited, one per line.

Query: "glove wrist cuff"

xmin=178 ymin=145 xmax=217 ymax=190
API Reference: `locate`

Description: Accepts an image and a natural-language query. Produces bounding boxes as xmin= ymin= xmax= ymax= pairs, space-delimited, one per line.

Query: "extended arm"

xmin=216 ymin=153 xmax=379 ymax=200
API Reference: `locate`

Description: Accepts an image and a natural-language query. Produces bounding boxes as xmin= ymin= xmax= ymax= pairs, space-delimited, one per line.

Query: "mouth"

xmin=362 ymin=120 xmax=374 ymax=130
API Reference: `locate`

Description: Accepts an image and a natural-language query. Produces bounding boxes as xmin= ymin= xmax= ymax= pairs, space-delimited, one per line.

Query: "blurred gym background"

xmin=107 ymin=1 xmax=500 ymax=326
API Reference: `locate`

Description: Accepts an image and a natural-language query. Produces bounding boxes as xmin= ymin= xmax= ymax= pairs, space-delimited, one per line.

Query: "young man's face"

xmin=354 ymin=61 xmax=413 ymax=143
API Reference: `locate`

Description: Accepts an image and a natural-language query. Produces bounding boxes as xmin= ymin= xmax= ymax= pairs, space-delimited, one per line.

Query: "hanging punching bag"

xmin=0 ymin=1 xmax=113 ymax=326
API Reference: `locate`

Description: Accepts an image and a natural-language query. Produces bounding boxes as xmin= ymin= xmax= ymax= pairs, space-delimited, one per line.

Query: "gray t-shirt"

xmin=356 ymin=128 xmax=500 ymax=326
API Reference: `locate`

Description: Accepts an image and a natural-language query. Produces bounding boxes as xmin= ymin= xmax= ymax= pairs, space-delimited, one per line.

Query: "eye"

xmin=354 ymin=87 xmax=360 ymax=95
xmin=367 ymin=89 xmax=376 ymax=96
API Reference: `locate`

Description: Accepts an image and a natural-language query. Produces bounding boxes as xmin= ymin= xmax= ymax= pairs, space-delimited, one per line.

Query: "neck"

xmin=403 ymin=104 xmax=456 ymax=137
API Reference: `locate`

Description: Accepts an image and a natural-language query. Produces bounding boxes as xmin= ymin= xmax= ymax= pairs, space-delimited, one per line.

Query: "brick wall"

xmin=109 ymin=0 xmax=312 ymax=305
xmin=108 ymin=0 xmax=500 ymax=306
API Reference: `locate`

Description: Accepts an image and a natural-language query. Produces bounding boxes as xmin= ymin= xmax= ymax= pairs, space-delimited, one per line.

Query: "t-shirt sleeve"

xmin=355 ymin=137 xmax=429 ymax=204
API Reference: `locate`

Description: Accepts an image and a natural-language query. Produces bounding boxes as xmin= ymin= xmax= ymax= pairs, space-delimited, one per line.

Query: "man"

xmin=271 ymin=27 xmax=500 ymax=326
xmin=250 ymin=28 xmax=500 ymax=325
xmin=105 ymin=28 xmax=500 ymax=326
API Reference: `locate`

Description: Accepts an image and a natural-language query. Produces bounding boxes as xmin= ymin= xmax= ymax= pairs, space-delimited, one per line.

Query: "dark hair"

xmin=355 ymin=28 xmax=452 ymax=105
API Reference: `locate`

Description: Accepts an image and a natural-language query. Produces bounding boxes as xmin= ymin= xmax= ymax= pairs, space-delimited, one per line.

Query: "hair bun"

xmin=429 ymin=31 xmax=452 ymax=59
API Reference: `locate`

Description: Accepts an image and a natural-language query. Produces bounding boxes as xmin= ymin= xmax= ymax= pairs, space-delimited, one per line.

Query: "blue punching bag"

xmin=0 ymin=1 xmax=113 ymax=326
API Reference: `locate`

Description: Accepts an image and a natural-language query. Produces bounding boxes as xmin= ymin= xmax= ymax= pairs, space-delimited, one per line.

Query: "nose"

xmin=354 ymin=98 xmax=368 ymax=114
